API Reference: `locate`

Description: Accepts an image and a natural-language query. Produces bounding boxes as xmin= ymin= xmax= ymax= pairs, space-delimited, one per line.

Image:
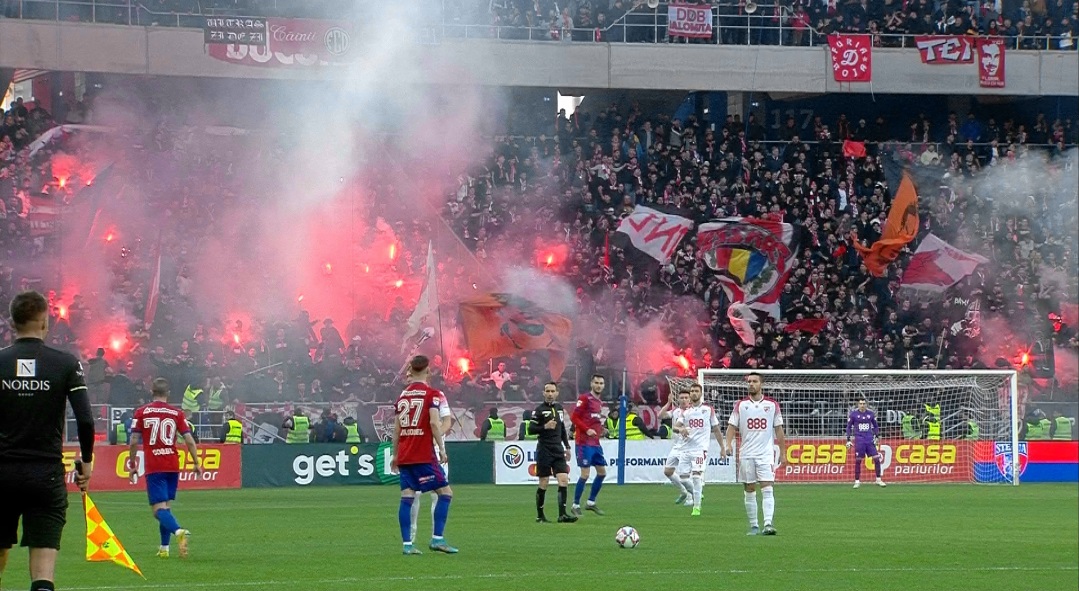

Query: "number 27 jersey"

xmin=131 ymin=401 xmax=191 ymax=474
xmin=395 ymin=382 xmax=442 ymax=465
xmin=728 ymin=397 xmax=784 ymax=459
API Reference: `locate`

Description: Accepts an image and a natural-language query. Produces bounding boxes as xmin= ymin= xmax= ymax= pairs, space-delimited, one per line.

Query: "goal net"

xmin=667 ymin=370 xmax=1020 ymax=484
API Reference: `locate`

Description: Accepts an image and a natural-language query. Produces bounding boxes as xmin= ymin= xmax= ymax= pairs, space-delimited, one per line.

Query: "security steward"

xmin=219 ymin=411 xmax=243 ymax=444
xmin=0 ymin=291 xmax=94 ymax=591
xmin=528 ymin=382 xmax=577 ymax=524
xmin=479 ymin=408 xmax=505 ymax=441
xmin=1049 ymin=409 xmax=1073 ymax=441
xmin=922 ymin=402 xmax=942 ymax=440
xmin=343 ymin=416 xmax=364 ymax=444
xmin=283 ymin=408 xmax=310 ymax=444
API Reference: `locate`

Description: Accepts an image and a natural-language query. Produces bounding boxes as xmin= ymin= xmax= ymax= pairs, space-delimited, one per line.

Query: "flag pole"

xmin=432 ymin=235 xmax=446 ymax=363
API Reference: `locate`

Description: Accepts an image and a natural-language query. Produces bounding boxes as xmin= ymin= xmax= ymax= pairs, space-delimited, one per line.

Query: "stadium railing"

xmin=4 ymin=0 xmax=1074 ymax=53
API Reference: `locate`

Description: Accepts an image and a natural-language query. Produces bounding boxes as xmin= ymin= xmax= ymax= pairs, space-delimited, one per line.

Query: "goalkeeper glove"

xmin=845 ymin=439 xmax=852 ymax=448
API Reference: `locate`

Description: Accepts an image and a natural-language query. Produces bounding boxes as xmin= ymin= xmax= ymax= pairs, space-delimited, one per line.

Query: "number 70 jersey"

xmin=728 ymin=397 xmax=784 ymax=459
xmin=394 ymin=382 xmax=443 ymax=465
xmin=131 ymin=400 xmax=192 ymax=474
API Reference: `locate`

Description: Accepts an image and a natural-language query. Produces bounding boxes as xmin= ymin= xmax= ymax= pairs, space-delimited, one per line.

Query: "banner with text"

xmin=777 ymin=439 xmax=973 ymax=483
xmin=977 ymin=37 xmax=1006 ymax=88
xmin=974 ymin=441 xmax=1079 ymax=483
xmin=62 ymin=444 xmax=241 ymax=493
xmin=667 ymin=4 xmax=713 ymax=39
xmin=495 ymin=440 xmax=736 ymax=485
xmin=914 ymin=36 xmax=974 ymax=64
xmin=208 ymin=18 xmax=355 ymax=68
xmin=242 ymin=442 xmax=397 ymax=487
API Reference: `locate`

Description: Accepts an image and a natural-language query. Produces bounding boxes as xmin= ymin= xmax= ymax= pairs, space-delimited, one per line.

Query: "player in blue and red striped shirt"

xmin=846 ymin=396 xmax=887 ymax=489
xmin=569 ymin=374 xmax=608 ymax=516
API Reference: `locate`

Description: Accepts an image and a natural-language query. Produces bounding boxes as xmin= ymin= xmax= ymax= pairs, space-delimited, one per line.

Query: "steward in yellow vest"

xmin=344 ymin=416 xmax=364 ymax=443
xmin=286 ymin=410 xmax=310 ymax=443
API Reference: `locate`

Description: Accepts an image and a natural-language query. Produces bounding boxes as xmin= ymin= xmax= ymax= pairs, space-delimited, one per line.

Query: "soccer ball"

xmin=615 ymin=526 xmax=640 ymax=548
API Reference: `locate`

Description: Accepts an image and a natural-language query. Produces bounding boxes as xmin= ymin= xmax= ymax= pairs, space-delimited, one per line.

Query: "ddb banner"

xmin=667 ymin=4 xmax=713 ymax=39
xmin=974 ymin=441 xmax=1079 ymax=483
xmin=63 ymin=444 xmax=242 ymax=493
xmin=495 ymin=440 xmax=736 ymax=485
xmin=778 ymin=439 xmax=973 ymax=483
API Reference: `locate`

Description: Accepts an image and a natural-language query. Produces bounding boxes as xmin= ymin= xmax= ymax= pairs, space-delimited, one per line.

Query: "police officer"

xmin=0 ymin=291 xmax=95 ymax=591
xmin=528 ymin=382 xmax=577 ymax=523
xmin=219 ymin=411 xmax=243 ymax=444
xmin=1021 ymin=409 xmax=1052 ymax=440
xmin=479 ymin=408 xmax=505 ymax=441
xmin=283 ymin=408 xmax=310 ymax=444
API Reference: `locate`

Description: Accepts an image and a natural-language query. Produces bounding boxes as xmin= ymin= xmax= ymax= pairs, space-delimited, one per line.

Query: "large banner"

xmin=495 ymin=440 xmax=736 ymax=485
xmin=977 ymin=37 xmax=1005 ymax=88
xmin=208 ymin=18 xmax=355 ymax=67
xmin=777 ymin=439 xmax=973 ymax=483
xmin=975 ymin=441 xmax=1079 ymax=483
xmin=697 ymin=217 xmax=800 ymax=319
xmin=62 ymin=444 xmax=241 ymax=493
xmin=242 ymin=442 xmax=397 ymax=487
xmin=914 ymin=36 xmax=974 ymax=63
xmin=459 ymin=294 xmax=573 ymax=380
xmin=667 ymin=4 xmax=713 ymax=39
xmin=827 ymin=34 xmax=872 ymax=82
xmin=615 ymin=205 xmax=694 ymax=264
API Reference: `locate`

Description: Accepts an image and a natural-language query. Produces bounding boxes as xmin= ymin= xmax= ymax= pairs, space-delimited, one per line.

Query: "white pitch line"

xmin=59 ymin=564 xmax=1079 ymax=590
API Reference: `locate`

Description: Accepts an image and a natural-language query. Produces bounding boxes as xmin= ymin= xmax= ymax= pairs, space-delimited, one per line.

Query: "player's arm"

xmin=774 ymin=424 xmax=788 ymax=468
xmin=127 ymin=430 xmax=141 ymax=483
xmin=871 ymin=413 xmax=881 ymax=441
xmin=178 ymin=417 xmax=204 ymax=477
xmin=710 ymin=411 xmax=725 ymax=453
xmin=429 ymin=407 xmax=448 ymax=463
xmin=659 ymin=393 xmax=674 ymax=419
xmin=724 ymin=424 xmax=737 ymax=455
xmin=390 ymin=411 xmax=402 ymax=472
xmin=570 ymin=397 xmax=594 ymax=436
xmin=845 ymin=412 xmax=855 ymax=447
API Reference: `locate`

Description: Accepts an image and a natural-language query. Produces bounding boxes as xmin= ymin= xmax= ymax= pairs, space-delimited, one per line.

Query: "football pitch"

xmin=3 ymin=484 xmax=1076 ymax=591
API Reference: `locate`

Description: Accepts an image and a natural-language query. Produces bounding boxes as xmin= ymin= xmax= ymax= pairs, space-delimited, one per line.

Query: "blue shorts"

xmin=576 ymin=444 xmax=607 ymax=468
xmin=399 ymin=462 xmax=449 ymax=493
xmin=145 ymin=472 xmax=179 ymax=506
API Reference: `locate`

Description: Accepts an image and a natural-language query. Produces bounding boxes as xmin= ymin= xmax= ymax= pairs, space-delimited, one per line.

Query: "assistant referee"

xmin=0 ymin=291 xmax=94 ymax=591
xmin=528 ymin=382 xmax=577 ymax=523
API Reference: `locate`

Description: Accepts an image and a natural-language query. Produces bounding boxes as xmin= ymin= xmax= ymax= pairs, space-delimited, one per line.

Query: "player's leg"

xmin=853 ymin=449 xmax=864 ymax=488
xmin=428 ymin=464 xmax=457 ymax=554
xmin=740 ymin=459 xmax=760 ymax=534
xmin=867 ymin=442 xmax=886 ymax=486
xmin=586 ymin=451 xmax=607 ymax=514
xmin=147 ymin=473 xmax=185 ymax=557
xmin=690 ymin=451 xmax=706 ymax=515
xmin=758 ymin=458 xmax=777 ymax=535
xmin=536 ymin=473 xmax=550 ymax=522
xmin=408 ymin=493 xmax=422 ymax=544
xmin=572 ymin=445 xmax=590 ymax=515
xmin=664 ymin=456 xmax=691 ymax=502
xmin=397 ymin=466 xmax=422 ymax=555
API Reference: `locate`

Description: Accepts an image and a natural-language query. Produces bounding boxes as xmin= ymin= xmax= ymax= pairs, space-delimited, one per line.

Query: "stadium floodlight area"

xmin=665 ymin=369 xmax=1019 ymax=484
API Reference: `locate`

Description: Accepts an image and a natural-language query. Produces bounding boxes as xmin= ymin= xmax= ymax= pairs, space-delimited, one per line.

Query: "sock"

xmin=573 ymin=478 xmax=586 ymax=505
xmin=874 ymin=457 xmax=882 ymax=479
xmin=398 ymin=497 xmax=414 ymax=544
xmin=31 ymin=581 xmax=55 ymax=591
xmin=557 ymin=485 xmax=568 ymax=516
xmin=154 ymin=508 xmax=181 ymax=534
xmin=433 ymin=495 xmax=452 ymax=538
xmin=408 ymin=495 xmax=421 ymax=543
xmin=679 ymin=475 xmax=693 ymax=496
xmin=430 ymin=492 xmax=438 ymax=536
xmin=667 ymin=472 xmax=685 ymax=491
xmin=588 ymin=474 xmax=605 ymax=503
xmin=762 ymin=486 xmax=775 ymax=525
xmin=691 ymin=474 xmax=704 ymax=508
xmin=536 ymin=487 xmax=547 ymax=518
xmin=744 ymin=490 xmax=759 ymax=527
xmin=159 ymin=523 xmax=171 ymax=546
xmin=855 ymin=458 xmax=863 ymax=481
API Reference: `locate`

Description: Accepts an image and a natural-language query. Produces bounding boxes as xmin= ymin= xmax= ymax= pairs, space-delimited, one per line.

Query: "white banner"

xmin=616 ymin=205 xmax=694 ymax=264
xmin=667 ymin=4 xmax=713 ymax=39
xmin=495 ymin=440 xmax=737 ymax=485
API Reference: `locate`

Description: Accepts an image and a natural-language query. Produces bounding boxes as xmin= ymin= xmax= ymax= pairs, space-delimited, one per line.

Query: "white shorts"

xmin=666 ymin=449 xmax=707 ymax=475
xmin=738 ymin=457 xmax=775 ymax=484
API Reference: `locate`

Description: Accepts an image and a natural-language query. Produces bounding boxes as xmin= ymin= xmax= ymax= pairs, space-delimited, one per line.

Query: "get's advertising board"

xmin=62 ymin=444 xmax=241 ymax=493
xmin=242 ymin=442 xmax=398 ymax=487
xmin=495 ymin=440 xmax=736 ymax=485
xmin=777 ymin=439 xmax=973 ymax=483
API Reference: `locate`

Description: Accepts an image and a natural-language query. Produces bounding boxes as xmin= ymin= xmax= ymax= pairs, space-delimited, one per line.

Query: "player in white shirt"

xmin=410 ymin=390 xmax=455 ymax=544
xmin=724 ymin=372 xmax=787 ymax=536
xmin=661 ymin=390 xmax=694 ymax=506
xmin=664 ymin=384 xmax=725 ymax=516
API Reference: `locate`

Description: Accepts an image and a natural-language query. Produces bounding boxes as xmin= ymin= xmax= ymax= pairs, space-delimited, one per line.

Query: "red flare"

xmin=1020 ymin=352 xmax=1030 ymax=366
xmin=233 ymin=333 xmax=241 ymax=345
xmin=389 ymin=244 xmax=397 ymax=260
xmin=58 ymin=177 xmax=67 ymax=189
xmin=394 ymin=279 xmax=404 ymax=288
xmin=110 ymin=338 xmax=124 ymax=353
xmin=674 ymin=354 xmax=691 ymax=372
xmin=323 ymin=262 xmax=333 ymax=275
xmin=545 ymin=253 xmax=554 ymax=267
xmin=457 ymin=358 xmax=471 ymax=374
xmin=105 ymin=232 xmax=115 ymax=243
xmin=297 ymin=294 xmax=304 ymax=302
xmin=58 ymin=306 xmax=67 ymax=319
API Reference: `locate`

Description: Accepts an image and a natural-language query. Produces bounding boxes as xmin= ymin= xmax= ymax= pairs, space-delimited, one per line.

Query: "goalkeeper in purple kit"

xmin=846 ymin=396 xmax=886 ymax=489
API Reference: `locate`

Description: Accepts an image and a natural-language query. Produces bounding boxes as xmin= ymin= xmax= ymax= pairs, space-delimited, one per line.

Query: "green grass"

xmin=2 ymin=484 xmax=1077 ymax=591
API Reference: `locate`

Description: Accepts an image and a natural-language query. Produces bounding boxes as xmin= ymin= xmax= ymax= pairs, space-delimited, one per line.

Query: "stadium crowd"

xmin=1 ymin=90 xmax=1077 ymax=417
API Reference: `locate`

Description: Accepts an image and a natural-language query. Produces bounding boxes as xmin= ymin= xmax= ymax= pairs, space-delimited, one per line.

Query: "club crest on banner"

xmin=994 ymin=442 xmax=1028 ymax=480
xmin=828 ymin=34 xmax=872 ymax=82
xmin=371 ymin=405 xmax=397 ymax=442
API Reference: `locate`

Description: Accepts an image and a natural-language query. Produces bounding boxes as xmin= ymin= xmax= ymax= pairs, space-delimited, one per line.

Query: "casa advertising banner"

xmin=242 ymin=442 xmax=398 ymax=487
xmin=495 ymin=440 xmax=736 ymax=485
xmin=62 ymin=444 xmax=241 ymax=493
xmin=974 ymin=441 xmax=1079 ymax=483
xmin=777 ymin=439 xmax=973 ymax=483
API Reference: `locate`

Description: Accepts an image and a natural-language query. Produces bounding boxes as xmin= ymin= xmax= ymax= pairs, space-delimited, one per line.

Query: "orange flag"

xmin=83 ymin=493 xmax=144 ymax=578
xmin=459 ymin=294 xmax=573 ymax=380
xmin=850 ymin=172 xmax=920 ymax=277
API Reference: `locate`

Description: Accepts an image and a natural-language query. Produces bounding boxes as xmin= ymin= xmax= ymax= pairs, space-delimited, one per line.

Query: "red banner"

xmin=915 ymin=35 xmax=975 ymax=63
xmin=667 ymin=4 xmax=713 ymax=39
xmin=828 ymin=34 xmax=872 ymax=82
xmin=776 ymin=439 xmax=973 ymax=483
xmin=208 ymin=18 xmax=354 ymax=68
xmin=63 ymin=444 xmax=242 ymax=492
xmin=977 ymin=37 xmax=1005 ymax=88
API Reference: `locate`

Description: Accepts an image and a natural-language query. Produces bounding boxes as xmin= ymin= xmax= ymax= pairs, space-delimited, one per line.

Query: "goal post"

xmin=677 ymin=369 xmax=1020 ymax=485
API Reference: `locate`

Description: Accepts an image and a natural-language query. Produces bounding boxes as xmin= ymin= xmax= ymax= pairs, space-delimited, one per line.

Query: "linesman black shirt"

xmin=0 ymin=337 xmax=95 ymax=464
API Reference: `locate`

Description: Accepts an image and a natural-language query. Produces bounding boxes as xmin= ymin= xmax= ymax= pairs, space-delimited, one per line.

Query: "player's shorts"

xmin=536 ymin=450 xmax=569 ymax=477
xmin=145 ymin=472 xmax=180 ymax=505
xmin=575 ymin=444 xmax=607 ymax=468
xmin=738 ymin=456 xmax=776 ymax=484
xmin=666 ymin=449 xmax=707 ymax=474
xmin=854 ymin=440 xmax=880 ymax=460
xmin=0 ymin=462 xmax=68 ymax=550
xmin=399 ymin=462 xmax=449 ymax=493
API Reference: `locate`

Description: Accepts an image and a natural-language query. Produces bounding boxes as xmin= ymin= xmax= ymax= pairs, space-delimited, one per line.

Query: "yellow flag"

xmin=83 ymin=493 xmax=144 ymax=578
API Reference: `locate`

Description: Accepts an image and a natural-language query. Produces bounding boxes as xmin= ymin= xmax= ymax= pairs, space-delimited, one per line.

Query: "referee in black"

xmin=0 ymin=291 xmax=94 ymax=591
xmin=528 ymin=382 xmax=577 ymax=523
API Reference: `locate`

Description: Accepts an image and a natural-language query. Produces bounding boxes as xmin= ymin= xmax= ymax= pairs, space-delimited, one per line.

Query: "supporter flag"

xmin=728 ymin=303 xmax=757 ymax=346
xmin=614 ymin=205 xmax=694 ymax=265
xmin=459 ymin=294 xmax=573 ymax=380
xmin=83 ymin=493 xmax=143 ymax=578
xmin=403 ymin=241 xmax=439 ymax=350
xmin=144 ymin=236 xmax=162 ymax=329
xmin=783 ymin=317 xmax=828 ymax=335
xmin=23 ymin=196 xmax=61 ymax=236
xmin=697 ymin=218 xmax=800 ymax=320
xmin=976 ymin=37 xmax=1005 ymax=88
xmin=828 ymin=34 xmax=872 ymax=82
xmin=850 ymin=173 xmax=920 ymax=277
xmin=901 ymin=233 xmax=989 ymax=292
xmin=842 ymin=139 xmax=867 ymax=159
